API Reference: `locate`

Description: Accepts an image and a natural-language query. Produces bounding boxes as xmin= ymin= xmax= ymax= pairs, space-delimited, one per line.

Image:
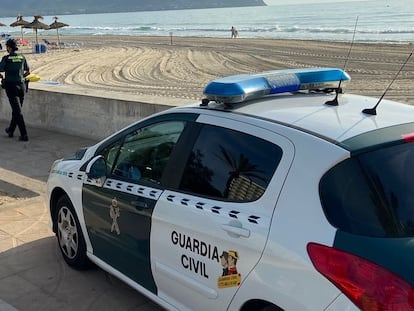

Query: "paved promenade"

xmin=0 ymin=122 xmax=163 ymax=311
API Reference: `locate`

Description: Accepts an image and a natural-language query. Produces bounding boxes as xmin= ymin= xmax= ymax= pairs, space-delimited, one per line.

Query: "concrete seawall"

xmin=0 ymin=84 xmax=193 ymax=140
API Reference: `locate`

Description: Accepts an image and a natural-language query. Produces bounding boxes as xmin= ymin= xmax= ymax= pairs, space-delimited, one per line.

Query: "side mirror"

xmin=86 ymin=155 xmax=107 ymax=179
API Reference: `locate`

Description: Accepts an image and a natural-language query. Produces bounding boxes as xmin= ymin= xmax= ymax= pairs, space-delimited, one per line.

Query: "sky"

xmin=263 ymin=0 xmax=365 ymax=4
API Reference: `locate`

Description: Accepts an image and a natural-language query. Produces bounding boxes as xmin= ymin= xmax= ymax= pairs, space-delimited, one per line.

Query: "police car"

xmin=46 ymin=68 xmax=414 ymax=311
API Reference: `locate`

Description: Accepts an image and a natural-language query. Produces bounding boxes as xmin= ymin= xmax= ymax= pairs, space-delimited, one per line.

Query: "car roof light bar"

xmin=203 ymin=68 xmax=351 ymax=104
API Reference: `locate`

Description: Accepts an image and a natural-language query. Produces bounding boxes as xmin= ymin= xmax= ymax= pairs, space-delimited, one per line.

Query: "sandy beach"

xmin=6 ymin=34 xmax=410 ymax=105
xmin=0 ymin=36 xmax=413 ymax=227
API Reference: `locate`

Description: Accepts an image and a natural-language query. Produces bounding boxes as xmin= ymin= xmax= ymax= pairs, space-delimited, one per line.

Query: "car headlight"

xmin=49 ymin=159 xmax=63 ymax=174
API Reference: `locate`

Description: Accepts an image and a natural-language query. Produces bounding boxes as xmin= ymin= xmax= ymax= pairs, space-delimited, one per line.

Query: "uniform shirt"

xmin=0 ymin=52 xmax=30 ymax=83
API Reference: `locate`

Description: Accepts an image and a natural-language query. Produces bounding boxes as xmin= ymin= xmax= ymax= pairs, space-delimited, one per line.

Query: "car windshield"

xmin=320 ymin=142 xmax=414 ymax=238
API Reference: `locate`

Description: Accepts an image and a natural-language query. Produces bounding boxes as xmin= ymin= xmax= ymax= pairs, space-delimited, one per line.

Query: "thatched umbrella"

xmin=49 ymin=16 xmax=69 ymax=47
xmin=23 ymin=15 xmax=49 ymax=45
xmin=10 ymin=15 xmax=30 ymax=41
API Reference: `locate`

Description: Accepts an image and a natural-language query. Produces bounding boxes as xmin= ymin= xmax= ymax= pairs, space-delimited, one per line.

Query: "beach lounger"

xmin=43 ymin=38 xmax=58 ymax=46
xmin=59 ymin=41 xmax=81 ymax=47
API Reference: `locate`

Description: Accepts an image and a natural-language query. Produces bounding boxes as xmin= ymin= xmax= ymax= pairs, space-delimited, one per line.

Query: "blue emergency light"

xmin=203 ymin=68 xmax=350 ymax=104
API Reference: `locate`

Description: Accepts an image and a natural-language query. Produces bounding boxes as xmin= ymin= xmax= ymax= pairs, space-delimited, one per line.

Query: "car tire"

xmin=55 ymin=195 xmax=90 ymax=269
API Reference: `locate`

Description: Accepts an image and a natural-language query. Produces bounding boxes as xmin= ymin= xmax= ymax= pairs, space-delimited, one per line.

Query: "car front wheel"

xmin=56 ymin=195 xmax=90 ymax=269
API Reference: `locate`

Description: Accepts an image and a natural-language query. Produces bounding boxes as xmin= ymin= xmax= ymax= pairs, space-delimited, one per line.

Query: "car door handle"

xmin=130 ymin=200 xmax=149 ymax=209
xmin=221 ymin=224 xmax=250 ymax=238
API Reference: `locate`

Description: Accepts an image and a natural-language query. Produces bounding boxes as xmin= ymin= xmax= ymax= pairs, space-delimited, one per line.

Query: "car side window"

xmin=179 ymin=124 xmax=282 ymax=202
xmin=97 ymin=140 xmax=123 ymax=176
xmin=110 ymin=121 xmax=186 ymax=185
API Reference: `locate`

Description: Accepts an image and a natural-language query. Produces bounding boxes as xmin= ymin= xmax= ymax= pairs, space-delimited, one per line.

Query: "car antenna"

xmin=362 ymin=51 xmax=413 ymax=116
xmin=325 ymin=16 xmax=359 ymax=106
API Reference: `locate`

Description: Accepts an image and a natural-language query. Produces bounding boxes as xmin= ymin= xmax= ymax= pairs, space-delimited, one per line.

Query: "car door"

xmin=82 ymin=114 xmax=195 ymax=294
xmin=151 ymin=114 xmax=294 ymax=311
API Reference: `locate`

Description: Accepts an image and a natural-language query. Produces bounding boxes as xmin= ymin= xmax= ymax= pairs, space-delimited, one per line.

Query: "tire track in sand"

xmin=24 ymin=36 xmax=414 ymax=104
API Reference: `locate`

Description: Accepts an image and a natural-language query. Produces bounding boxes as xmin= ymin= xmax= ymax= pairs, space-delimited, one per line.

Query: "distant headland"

xmin=0 ymin=0 xmax=266 ymax=17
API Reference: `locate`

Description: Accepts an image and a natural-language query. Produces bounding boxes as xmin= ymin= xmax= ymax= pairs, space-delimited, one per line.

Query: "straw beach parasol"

xmin=23 ymin=15 xmax=50 ymax=44
xmin=49 ymin=16 xmax=69 ymax=46
xmin=9 ymin=15 xmax=30 ymax=41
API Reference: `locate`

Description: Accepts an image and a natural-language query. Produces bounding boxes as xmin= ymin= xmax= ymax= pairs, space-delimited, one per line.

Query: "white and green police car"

xmin=47 ymin=68 xmax=414 ymax=311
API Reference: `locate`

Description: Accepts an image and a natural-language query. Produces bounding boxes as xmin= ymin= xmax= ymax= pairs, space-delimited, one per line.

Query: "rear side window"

xmin=179 ymin=124 xmax=282 ymax=202
xmin=320 ymin=143 xmax=414 ymax=237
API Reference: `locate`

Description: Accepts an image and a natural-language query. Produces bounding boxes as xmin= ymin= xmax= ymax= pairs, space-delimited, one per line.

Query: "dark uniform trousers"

xmin=4 ymin=81 xmax=28 ymax=137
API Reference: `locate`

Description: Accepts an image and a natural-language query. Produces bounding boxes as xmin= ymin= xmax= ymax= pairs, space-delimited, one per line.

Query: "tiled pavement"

xmin=0 ymin=122 xmax=164 ymax=311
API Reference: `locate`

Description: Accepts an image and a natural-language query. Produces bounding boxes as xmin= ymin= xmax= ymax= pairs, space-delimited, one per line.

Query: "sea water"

xmin=1 ymin=0 xmax=413 ymax=43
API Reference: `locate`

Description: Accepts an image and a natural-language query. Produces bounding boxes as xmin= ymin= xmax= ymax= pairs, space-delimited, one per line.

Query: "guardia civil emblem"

xmin=109 ymin=198 xmax=120 ymax=235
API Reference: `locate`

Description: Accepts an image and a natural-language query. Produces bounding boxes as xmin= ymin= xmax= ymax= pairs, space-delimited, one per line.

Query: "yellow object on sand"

xmin=26 ymin=73 xmax=41 ymax=82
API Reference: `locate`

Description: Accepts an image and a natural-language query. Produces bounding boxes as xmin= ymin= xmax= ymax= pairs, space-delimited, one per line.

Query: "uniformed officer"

xmin=0 ymin=38 xmax=30 ymax=141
